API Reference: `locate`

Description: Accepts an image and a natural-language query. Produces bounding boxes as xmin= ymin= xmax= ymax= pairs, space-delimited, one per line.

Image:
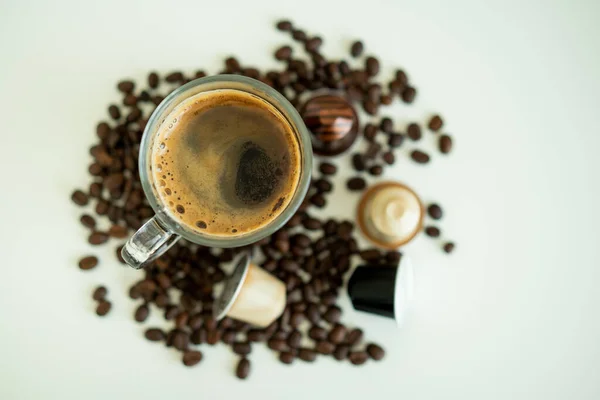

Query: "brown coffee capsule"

xmin=300 ymin=94 xmax=359 ymax=157
xmin=357 ymin=181 xmax=424 ymax=249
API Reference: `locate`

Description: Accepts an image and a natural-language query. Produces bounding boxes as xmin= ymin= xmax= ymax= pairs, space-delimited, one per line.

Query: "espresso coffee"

xmin=151 ymin=89 xmax=301 ymax=236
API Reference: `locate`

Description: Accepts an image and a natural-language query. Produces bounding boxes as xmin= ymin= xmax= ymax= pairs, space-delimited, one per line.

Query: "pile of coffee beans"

xmin=71 ymin=19 xmax=457 ymax=379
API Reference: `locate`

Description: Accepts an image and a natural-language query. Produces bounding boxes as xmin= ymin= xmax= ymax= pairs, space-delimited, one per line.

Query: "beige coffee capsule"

xmin=357 ymin=181 xmax=424 ymax=249
xmin=214 ymin=254 xmax=286 ymax=328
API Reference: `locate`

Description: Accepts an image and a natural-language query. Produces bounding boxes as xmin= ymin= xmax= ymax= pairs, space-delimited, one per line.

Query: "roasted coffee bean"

xmin=165 ymin=71 xmax=184 ymax=83
xmin=365 ymin=142 xmax=382 ymax=159
xmin=382 ymin=151 xmax=395 ymax=165
xmin=306 ymin=304 xmax=321 ymax=325
xmin=345 ymin=329 xmax=363 ymax=346
xmin=247 ymin=329 xmax=266 ymax=342
xmin=188 ymin=314 xmax=204 ymax=330
xmin=310 ymin=194 xmax=326 ymax=208
xmin=190 ymin=328 xmax=207 ymax=345
xmin=366 ymin=344 xmax=385 ymax=360
xmin=95 ymin=200 xmax=109 ymax=216
xmin=389 ymin=80 xmax=404 ymax=94
xmin=362 ymin=99 xmax=378 ymax=115
xmin=321 ymin=291 xmax=337 ymax=306
xmin=236 ymin=358 xmax=250 ymax=379
xmin=365 ymin=56 xmax=380 ymax=76
xmin=380 ymin=117 xmax=393 ymax=133
xmin=443 ymin=242 xmax=455 ymax=254
xmin=96 ymin=122 xmax=110 ymax=140
xmin=367 ymin=84 xmax=381 ymax=102
xmin=314 ymin=178 xmax=332 ymax=193
xmin=92 ymin=286 xmax=107 ymax=301
xmin=363 ymin=123 xmax=378 ymax=141
xmin=439 ymin=134 xmax=453 ymax=154
xmin=147 ymin=72 xmax=159 ymax=88
xmin=276 ymin=20 xmax=293 ymax=31
xmin=123 ymin=94 xmax=137 ymax=107
xmin=303 ymin=218 xmax=322 ymax=231
xmin=369 ymin=165 xmax=383 ymax=176
xmin=386 ymin=251 xmax=402 ymax=264
xmin=292 ymin=29 xmax=307 ymax=41
xmin=328 ymin=325 xmax=347 ymax=344
xmin=359 ymin=249 xmax=380 ymax=261
xmin=427 ymin=204 xmax=443 ymax=219
xmin=347 ymin=177 xmax=366 ymax=191
xmin=411 ymin=150 xmax=430 ymax=164
xmin=108 ymin=224 xmax=128 ymax=239
xmin=352 ymin=153 xmax=366 ymax=171
xmin=290 ymin=312 xmax=304 ymax=328
xmin=221 ymin=330 xmax=237 ymax=345
xmin=275 ymin=46 xmax=292 ymax=61
xmin=401 ymin=86 xmax=417 ymax=103
xmin=96 ymin=300 xmax=111 ymax=316
xmin=267 ymin=338 xmax=287 ymax=352
xmin=88 ymin=232 xmax=109 ymax=245
xmin=108 ymin=105 xmax=121 ymax=120
xmin=428 ymin=115 xmax=443 ymax=131
xmin=172 ymin=330 xmax=189 ymax=351
xmin=349 ymin=351 xmax=369 ymax=365
xmin=71 ymin=190 xmax=89 ymax=206
xmin=207 ymin=329 xmax=221 ymax=345
xmin=350 ymin=41 xmax=363 ymax=57
xmin=164 ymin=305 xmax=179 ymax=320
xmin=319 ymin=162 xmax=337 ymax=175
xmin=306 ymin=37 xmax=322 ymax=52
xmin=280 ymin=259 xmax=299 ymax=273
xmin=308 ymin=326 xmax=327 ymax=341
xmin=134 ymin=304 xmax=149 ymax=322
xmin=182 ymin=350 xmax=203 ymax=367
xmin=425 ymin=226 xmax=440 ymax=237
xmin=298 ymin=348 xmax=317 ymax=362
xmin=175 ymin=312 xmax=189 ymax=329
xmin=279 ymin=351 xmax=295 ymax=364
xmin=388 ymin=133 xmax=404 ymax=148
xmin=407 ymin=123 xmax=422 ymax=141
xmin=323 ymin=305 xmax=342 ymax=324
xmin=78 ymin=255 xmax=98 ymax=270
xmin=89 ymin=182 xmax=102 ymax=198
xmin=233 ymin=341 xmax=252 ymax=355
xmin=287 ymin=330 xmax=302 ymax=348
xmin=333 ymin=344 xmax=350 ymax=361
xmin=145 ymin=328 xmax=165 ymax=342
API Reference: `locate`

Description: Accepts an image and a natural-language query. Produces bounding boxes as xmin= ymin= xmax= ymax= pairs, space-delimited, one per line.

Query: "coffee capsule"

xmin=300 ymin=94 xmax=359 ymax=156
xmin=347 ymin=256 xmax=414 ymax=325
xmin=357 ymin=181 xmax=424 ymax=249
xmin=214 ymin=254 xmax=286 ymax=328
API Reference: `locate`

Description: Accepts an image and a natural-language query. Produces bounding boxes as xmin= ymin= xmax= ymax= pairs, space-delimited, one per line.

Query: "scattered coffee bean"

xmin=387 ymin=133 xmax=404 ymax=148
xmin=401 ymin=86 xmax=417 ymax=103
xmin=233 ymin=341 xmax=252 ymax=355
xmin=407 ymin=123 xmax=422 ymax=141
xmin=427 ymin=204 xmax=443 ymax=219
xmin=292 ymin=29 xmax=307 ymax=41
xmin=349 ymin=351 xmax=369 ymax=365
xmin=80 ymin=214 xmax=96 ymax=229
xmin=145 ymin=328 xmax=165 ymax=342
xmin=96 ymin=300 xmax=111 ymax=316
xmin=439 ymin=134 xmax=453 ymax=154
xmin=108 ymin=224 xmax=128 ymax=239
xmin=410 ymin=150 xmax=430 ymax=164
xmin=303 ymin=218 xmax=322 ymax=231
xmin=108 ymin=105 xmax=121 ymax=120
xmin=380 ymin=117 xmax=393 ymax=133
xmin=287 ymin=330 xmax=302 ymax=348
xmin=428 ymin=115 xmax=443 ymax=131
xmin=71 ymin=190 xmax=89 ymax=206
xmin=268 ymin=338 xmax=287 ymax=352
xmin=352 ymin=154 xmax=366 ymax=171
xmin=350 ymin=41 xmax=364 ymax=57
xmin=314 ymin=178 xmax=332 ymax=193
xmin=275 ymin=46 xmax=292 ymax=61
xmin=345 ymin=329 xmax=363 ymax=346
xmin=333 ymin=345 xmax=350 ymax=361
xmin=363 ymin=124 xmax=377 ymax=141
xmin=147 ymin=72 xmax=159 ymax=88
xmin=319 ymin=162 xmax=337 ymax=176
xmin=182 ymin=350 xmax=203 ymax=367
xmin=165 ymin=71 xmax=184 ymax=83
xmin=359 ymin=249 xmax=380 ymax=261
xmin=298 ymin=348 xmax=317 ymax=362
xmin=221 ymin=330 xmax=237 ymax=345
xmin=92 ymin=286 xmax=107 ymax=301
xmin=365 ymin=57 xmax=380 ymax=76
xmin=236 ymin=358 xmax=251 ymax=379
xmin=134 ymin=304 xmax=149 ymax=322
xmin=316 ymin=341 xmax=335 ymax=355
xmin=276 ymin=20 xmax=293 ymax=31
xmin=386 ymin=251 xmax=402 ymax=264
xmin=425 ymin=226 xmax=440 ymax=237
xmin=279 ymin=351 xmax=295 ymax=364
xmin=88 ymin=232 xmax=109 ymax=245
xmin=328 ymin=325 xmax=347 ymax=344
xmin=366 ymin=344 xmax=385 ymax=360
xmin=347 ymin=177 xmax=366 ymax=191
xmin=369 ymin=165 xmax=383 ymax=176
xmin=78 ymin=256 xmax=98 ymax=270
xmin=365 ymin=142 xmax=382 ymax=159
xmin=443 ymin=242 xmax=455 ymax=254
xmin=382 ymin=151 xmax=395 ymax=165
xmin=309 ymin=326 xmax=327 ymax=341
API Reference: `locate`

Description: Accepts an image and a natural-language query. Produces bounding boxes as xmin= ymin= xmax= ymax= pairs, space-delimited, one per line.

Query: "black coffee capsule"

xmin=347 ymin=257 xmax=414 ymax=324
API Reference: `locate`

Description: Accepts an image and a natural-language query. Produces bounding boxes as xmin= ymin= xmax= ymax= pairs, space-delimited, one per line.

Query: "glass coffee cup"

xmin=122 ymin=75 xmax=312 ymax=269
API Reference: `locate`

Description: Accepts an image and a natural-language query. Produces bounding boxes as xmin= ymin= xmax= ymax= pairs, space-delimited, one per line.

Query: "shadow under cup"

xmin=121 ymin=75 xmax=313 ymax=269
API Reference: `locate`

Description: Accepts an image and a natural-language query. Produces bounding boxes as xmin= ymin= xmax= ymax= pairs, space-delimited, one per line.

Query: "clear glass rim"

xmin=139 ymin=74 xmax=313 ymax=247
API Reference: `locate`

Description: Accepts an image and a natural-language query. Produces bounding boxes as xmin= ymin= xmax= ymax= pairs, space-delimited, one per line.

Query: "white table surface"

xmin=1 ymin=0 xmax=600 ymax=399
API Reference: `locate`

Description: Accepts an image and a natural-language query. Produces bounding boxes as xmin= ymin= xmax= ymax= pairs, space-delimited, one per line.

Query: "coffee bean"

xmin=108 ymin=224 xmax=128 ymax=239
xmin=314 ymin=178 xmax=332 ymax=193
xmin=298 ymin=348 xmax=317 ymax=362
xmin=275 ymin=46 xmax=292 ymax=61
xmin=319 ymin=162 xmax=337 ymax=176
xmin=347 ymin=177 xmax=366 ymax=191
xmin=292 ymin=29 xmax=307 ymax=41
xmin=352 ymin=153 xmax=366 ymax=171
xmin=345 ymin=328 xmax=363 ymax=346
xmin=279 ymin=351 xmax=295 ymax=364
xmin=190 ymin=328 xmax=207 ymax=345
xmin=306 ymin=37 xmax=322 ymax=52
xmin=443 ymin=242 xmax=455 ymax=254
xmin=233 ymin=341 xmax=252 ymax=355
xmin=147 ymin=72 xmax=159 ymax=88
xmin=380 ymin=117 xmax=393 ymax=133
xmin=276 ymin=20 xmax=293 ymax=31
xmin=308 ymin=326 xmax=327 ymax=341
xmin=246 ymin=329 xmax=266 ymax=342
xmin=315 ymin=341 xmax=335 ymax=355
xmin=382 ymin=151 xmax=395 ymax=165
xmin=123 ymin=94 xmax=137 ymax=107
xmin=365 ymin=142 xmax=382 ymax=159
xmin=427 ymin=204 xmax=443 ymax=220
xmin=268 ymin=338 xmax=288 ymax=352
xmin=369 ymin=165 xmax=383 ymax=176
xmin=92 ymin=286 xmax=107 ymax=301
xmin=407 ymin=123 xmax=422 ymax=141
xmin=172 ymin=330 xmax=189 ymax=351
xmin=333 ymin=344 xmax=350 ymax=361
xmin=363 ymin=99 xmax=378 ymax=115
xmin=96 ymin=122 xmax=110 ymax=140
xmin=365 ymin=57 xmax=380 ymax=76
xmin=164 ymin=305 xmax=179 ymax=320
xmin=79 ymin=214 xmax=96 ymax=230
xmin=367 ymin=84 xmax=381 ymax=102
xmin=321 ymin=291 xmax=337 ymax=306
xmin=78 ymin=256 xmax=98 ymax=270
xmin=89 ymin=182 xmax=102 ymax=198
xmin=439 ymin=134 xmax=453 ymax=154
xmin=108 ymin=105 xmax=121 ymax=120
xmin=88 ymin=232 xmax=109 ymax=245
xmin=323 ymin=305 xmax=342 ymax=324
xmin=236 ymin=358 xmax=250 ymax=379
xmin=221 ymin=330 xmax=236 ymax=345
xmin=359 ymin=249 xmax=380 ymax=261
xmin=401 ymin=86 xmax=417 ymax=103
xmin=182 ymin=350 xmax=203 ymax=367
xmin=145 ymin=328 xmax=165 ymax=342
xmin=165 ymin=71 xmax=184 ymax=83
xmin=134 ymin=304 xmax=149 ymax=322
xmin=303 ymin=218 xmax=322 ymax=231
xmin=388 ymin=133 xmax=404 ymax=148
xmin=290 ymin=312 xmax=304 ymax=328
xmin=425 ymin=226 xmax=440 ymax=237
xmin=386 ymin=251 xmax=402 ymax=264
xmin=366 ymin=344 xmax=385 ymax=360
xmin=328 ymin=325 xmax=347 ymax=344
xmin=306 ymin=304 xmax=321 ymax=325
xmin=411 ymin=150 xmax=430 ymax=164
xmin=350 ymin=41 xmax=364 ymax=57
xmin=363 ymin=123 xmax=377 ymax=141
xmin=187 ymin=314 xmax=203 ymax=330
xmin=349 ymin=351 xmax=368 ymax=365
xmin=287 ymin=330 xmax=302 ymax=348
xmin=428 ymin=115 xmax=443 ymax=131
xmin=279 ymin=259 xmax=299 ymax=273
xmin=96 ymin=300 xmax=111 ymax=316
xmin=71 ymin=190 xmax=89 ymax=206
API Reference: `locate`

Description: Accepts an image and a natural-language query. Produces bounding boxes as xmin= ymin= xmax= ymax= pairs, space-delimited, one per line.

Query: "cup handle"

xmin=121 ymin=216 xmax=180 ymax=269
